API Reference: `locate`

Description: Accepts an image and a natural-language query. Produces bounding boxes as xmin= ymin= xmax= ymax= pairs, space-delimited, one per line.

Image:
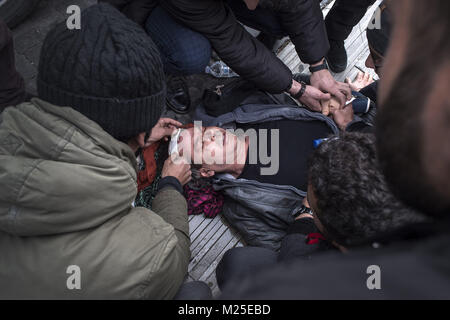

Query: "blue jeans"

xmin=145 ymin=2 xmax=286 ymax=76
xmin=145 ymin=7 xmax=212 ymax=75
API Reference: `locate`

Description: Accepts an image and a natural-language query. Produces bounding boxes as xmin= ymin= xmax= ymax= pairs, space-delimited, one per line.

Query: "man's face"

xmin=365 ymin=45 xmax=384 ymax=75
xmin=175 ymin=126 xmax=245 ymax=172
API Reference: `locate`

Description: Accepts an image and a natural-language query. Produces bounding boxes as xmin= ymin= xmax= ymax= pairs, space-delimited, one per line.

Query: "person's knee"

xmin=218 ymin=248 xmax=253 ymax=276
xmin=174 ymin=281 xmax=212 ymax=300
xmin=169 ymin=38 xmax=211 ymax=75
xmin=216 ymin=247 xmax=277 ymax=289
xmin=145 ymin=7 xmax=211 ymax=75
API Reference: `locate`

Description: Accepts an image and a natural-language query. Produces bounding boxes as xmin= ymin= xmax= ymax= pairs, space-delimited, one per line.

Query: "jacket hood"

xmin=0 ymin=99 xmax=138 ymax=236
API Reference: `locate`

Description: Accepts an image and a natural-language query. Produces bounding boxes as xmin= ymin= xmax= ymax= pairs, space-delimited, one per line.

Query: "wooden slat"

xmin=189 ymin=227 xmax=237 ymax=280
xmin=188 ymin=214 xmax=207 ymax=236
xmin=189 ymin=216 xmax=217 ymax=244
xmin=190 ymin=216 xmax=223 ymax=253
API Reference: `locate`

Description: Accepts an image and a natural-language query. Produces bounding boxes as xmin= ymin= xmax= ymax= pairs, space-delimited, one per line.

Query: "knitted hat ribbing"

xmin=38 ymin=3 xmax=165 ymax=140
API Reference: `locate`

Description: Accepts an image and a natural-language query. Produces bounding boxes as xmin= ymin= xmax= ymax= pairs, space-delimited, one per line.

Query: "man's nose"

xmin=366 ymin=54 xmax=375 ymax=69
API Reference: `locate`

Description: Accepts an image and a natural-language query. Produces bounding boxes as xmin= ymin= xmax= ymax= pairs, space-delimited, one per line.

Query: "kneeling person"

xmin=0 ymin=4 xmax=191 ymax=299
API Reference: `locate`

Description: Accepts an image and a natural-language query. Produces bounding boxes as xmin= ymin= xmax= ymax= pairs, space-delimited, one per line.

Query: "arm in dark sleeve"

xmin=359 ymin=81 xmax=379 ymax=104
xmin=279 ymin=0 xmax=330 ymax=65
xmin=278 ymin=218 xmax=323 ymax=262
xmin=160 ymin=0 xmax=293 ymax=93
xmin=157 ymin=176 xmax=183 ymax=195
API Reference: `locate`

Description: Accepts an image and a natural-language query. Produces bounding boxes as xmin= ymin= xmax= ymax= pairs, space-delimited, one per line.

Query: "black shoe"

xmin=326 ymin=40 xmax=347 ymax=73
xmin=166 ymin=76 xmax=191 ymax=114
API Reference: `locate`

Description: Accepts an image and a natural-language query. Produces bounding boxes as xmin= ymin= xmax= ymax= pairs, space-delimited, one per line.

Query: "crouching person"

xmin=0 ymin=4 xmax=191 ymax=299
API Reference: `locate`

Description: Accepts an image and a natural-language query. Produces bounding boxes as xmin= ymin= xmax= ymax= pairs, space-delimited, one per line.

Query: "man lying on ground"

xmin=165 ymin=104 xmax=373 ymax=251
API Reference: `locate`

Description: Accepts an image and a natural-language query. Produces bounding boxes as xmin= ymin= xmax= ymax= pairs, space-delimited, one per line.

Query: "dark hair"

xmin=376 ymin=0 xmax=450 ymax=218
xmin=188 ymin=164 xmax=213 ymax=189
xmin=309 ymin=132 xmax=425 ymax=246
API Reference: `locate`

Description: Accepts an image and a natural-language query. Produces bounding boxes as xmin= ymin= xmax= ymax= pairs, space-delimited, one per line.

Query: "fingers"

xmin=318 ymin=91 xmax=331 ymax=101
xmin=310 ymin=87 xmax=330 ymax=111
xmin=331 ymin=88 xmax=347 ymax=107
xmin=356 ymin=71 xmax=364 ymax=82
xmin=306 ymin=98 xmax=323 ymax=112
xmin=345 ymin=77 xmax=352 ymax=84
xmin=162 ymin=127 xmax=176 ymax=137
xmin=321 ymin=99 xmax=330 ymax=116
xmin=183 ymin=170 xmax=192 ymax=185
xmin=159 ymin=118 xmax=183 ymax=128
xmin=338 ymin=82 xmax=352 ymax=100
xmin=329 ymin=97 xmax=341 ymax=114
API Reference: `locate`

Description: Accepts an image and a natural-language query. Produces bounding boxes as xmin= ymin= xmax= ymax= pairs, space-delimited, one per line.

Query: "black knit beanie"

xmin=367 ymin=3 xmax=392 ymax=58
xmin=37 ymin=3 xmax=165 ymax=141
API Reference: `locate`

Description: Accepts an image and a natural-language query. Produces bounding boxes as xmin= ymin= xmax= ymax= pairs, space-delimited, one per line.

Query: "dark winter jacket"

xmin=220 ymin=220 xmax=450 ymax=299
xmin=0 ymin=99 xmax=190 ymax=299
xmin=278 ymin=218 xmax=333 ymax=262
xmin=99 ymin=0 xmax=329 ymax=93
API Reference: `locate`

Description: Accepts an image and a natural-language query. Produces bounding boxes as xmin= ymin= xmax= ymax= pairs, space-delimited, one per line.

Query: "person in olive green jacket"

xmin=0 ymin=4 xmax=192 ymax=299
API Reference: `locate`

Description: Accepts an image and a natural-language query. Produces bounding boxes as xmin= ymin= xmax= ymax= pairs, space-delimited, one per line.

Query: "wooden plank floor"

xmin=186 ymin=0 xmax=382 ymax=297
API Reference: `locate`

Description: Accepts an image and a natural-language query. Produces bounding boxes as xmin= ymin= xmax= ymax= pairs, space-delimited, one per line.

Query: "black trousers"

xmin=0 ymin=19 xmax=26 ymax=111
xmin=325 ymin=0 xmax=377 ymax=42
xmin=173 ymin=281 xmax=213 ymax=300
xmin=216 ymin=247 xmax=278 ymax=291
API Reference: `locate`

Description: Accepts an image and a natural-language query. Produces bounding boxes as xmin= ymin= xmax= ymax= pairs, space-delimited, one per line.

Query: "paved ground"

xmin=12 ymin=0 xmax=96 ymax=95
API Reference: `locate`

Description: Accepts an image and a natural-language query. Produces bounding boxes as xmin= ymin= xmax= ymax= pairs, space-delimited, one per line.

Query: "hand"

xmin=146 ymin=118 xmax=182 ymax=146
xmin=331 ymin=103 xmax=354 ymax=131
xmin=345 ymin=71 xmax=374 ymax=92
xmin=162 ymin=153 xmax=192 ymax=186
xmin=310 ymin=67 xmax=352 ymax=108
xmin=290 ymin=80 xmax=331 ymax=112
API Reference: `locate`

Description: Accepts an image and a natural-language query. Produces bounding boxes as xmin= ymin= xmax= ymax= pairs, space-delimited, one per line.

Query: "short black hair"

xmin=309 ymin=132 xmax=425 ymax=247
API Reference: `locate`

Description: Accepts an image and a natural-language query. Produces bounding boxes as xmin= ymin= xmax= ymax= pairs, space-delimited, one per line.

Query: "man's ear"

xmin=200 ymin=168 xmax=215 ymax=178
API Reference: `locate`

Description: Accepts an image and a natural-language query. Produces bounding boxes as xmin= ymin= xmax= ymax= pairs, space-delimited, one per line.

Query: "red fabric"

xmin=306 ymin=233 xmax=326 ymax=245
xmin=137 ymin=142 xmax=160 ymax=192
xmin=184 ymin=184 xmax=224 ymax=218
